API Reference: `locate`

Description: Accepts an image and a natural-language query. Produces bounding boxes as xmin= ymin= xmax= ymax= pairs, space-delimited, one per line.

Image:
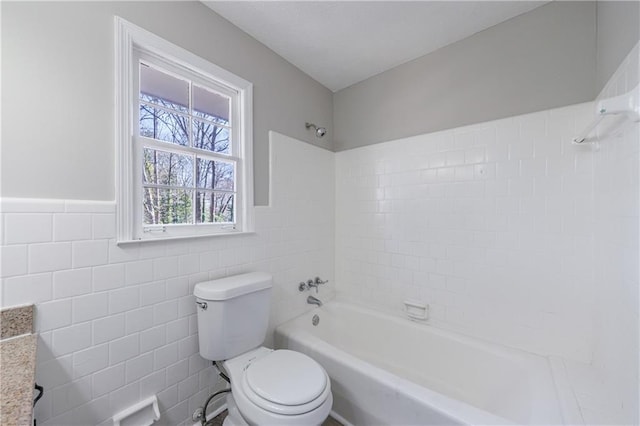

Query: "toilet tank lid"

xmin=194 ymin=272 xmax=272 ymax=300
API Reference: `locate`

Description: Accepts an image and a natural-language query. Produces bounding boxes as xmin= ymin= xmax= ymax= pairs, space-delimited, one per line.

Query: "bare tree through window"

xmin=138 ymin=67 xmax=236 ymax=227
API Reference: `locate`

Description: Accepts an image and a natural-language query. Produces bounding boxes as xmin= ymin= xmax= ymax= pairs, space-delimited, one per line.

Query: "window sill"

xmin=116 ymin=230 xmax=255 ymax=246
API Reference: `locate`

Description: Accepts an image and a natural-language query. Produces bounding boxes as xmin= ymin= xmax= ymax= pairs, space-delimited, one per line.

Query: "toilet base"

xmin=222 ymin=394 xmax=248 ymax=426
xmin=222 ymin=391 xmax=332 ymax=426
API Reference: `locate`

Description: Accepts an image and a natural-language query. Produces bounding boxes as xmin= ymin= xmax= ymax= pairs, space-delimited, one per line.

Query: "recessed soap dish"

xmin=404 ymin=299 xmax=429 ymax=321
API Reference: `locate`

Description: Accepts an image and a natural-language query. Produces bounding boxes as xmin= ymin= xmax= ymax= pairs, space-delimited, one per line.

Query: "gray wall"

xmin=596 ymin=1 xmax=640 ymax=93
xmin=1 ymin=1 xmax=333 ymax=205
xmin=333 ymin=1 xmax=597 ymax=151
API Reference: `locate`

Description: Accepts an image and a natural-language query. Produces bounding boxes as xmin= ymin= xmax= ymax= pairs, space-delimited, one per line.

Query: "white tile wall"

xmin=0 ymin=132 xmax=334 ymax=426
xmin=2 ymin=74 xmax=635 ymax=424
xmin=587 ymin=41 xmax=639 ymax=424
xmin=335 ymin=102 xmax=597 ymax=362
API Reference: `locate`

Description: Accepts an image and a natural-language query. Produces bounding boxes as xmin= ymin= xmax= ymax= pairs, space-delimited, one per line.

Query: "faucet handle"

xmin=298 ymin=277 xmax=328 ymax=293
xmin=314 ymin=277 xmax=328 ymax=285
xmin=312 ymin=277 xmax=328 ymax=293
xmin=306 ymin=279 xmax=318 ymax=293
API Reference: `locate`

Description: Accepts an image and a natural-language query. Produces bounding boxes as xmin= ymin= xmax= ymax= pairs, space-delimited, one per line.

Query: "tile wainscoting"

xmin=0 ymin=132 xmax=335 ymax=425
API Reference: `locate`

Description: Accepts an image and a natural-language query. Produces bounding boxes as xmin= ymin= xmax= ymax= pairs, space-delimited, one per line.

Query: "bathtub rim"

xmin=275 ymin=299 xmax=566 ymax=425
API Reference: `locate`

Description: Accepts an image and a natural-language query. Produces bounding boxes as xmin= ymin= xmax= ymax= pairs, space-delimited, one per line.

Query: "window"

xmin=115 ymin=18 xmax=253 ymax=242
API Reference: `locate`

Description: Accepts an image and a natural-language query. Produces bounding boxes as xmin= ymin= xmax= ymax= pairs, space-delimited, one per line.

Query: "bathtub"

xmin=274 ymin=301 xmax=565 ymax=425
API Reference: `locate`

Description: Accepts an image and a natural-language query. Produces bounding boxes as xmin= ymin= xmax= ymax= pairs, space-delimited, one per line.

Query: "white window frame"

xmin=115 ymin=17 xmax=254 ymax=243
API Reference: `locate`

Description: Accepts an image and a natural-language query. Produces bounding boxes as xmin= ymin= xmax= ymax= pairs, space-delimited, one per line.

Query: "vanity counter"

xmin=0 ymin=334 xmax=37 ymax=425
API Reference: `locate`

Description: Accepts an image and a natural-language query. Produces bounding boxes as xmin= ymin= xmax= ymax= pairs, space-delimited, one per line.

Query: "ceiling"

xmin=204 ymin=1 xmax=548 ymax=92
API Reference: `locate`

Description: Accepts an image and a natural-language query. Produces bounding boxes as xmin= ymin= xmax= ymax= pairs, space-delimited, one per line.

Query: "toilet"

xmin=194 ymin=272 xmax=333 ymax=426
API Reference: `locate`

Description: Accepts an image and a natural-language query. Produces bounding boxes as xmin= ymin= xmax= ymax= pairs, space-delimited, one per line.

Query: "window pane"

xmin=193 ymin=85 xmax=229 ymax=125
xmin=196 ymin=192 xmax=234 ymax=223
xmin=140 ymin=65 xmax=189 ymax=113
xmin=193 ymin=120 xmax=230 ymax=154
xmin=196 ymin=159 xmax=234 ymax=191
xmin=143 ymin=188 xmax=193 ymax=225
xmin=139 ymin=105 xmax=189 ymax=146
xmin=143 ymin=148 xmax=193 ymax=187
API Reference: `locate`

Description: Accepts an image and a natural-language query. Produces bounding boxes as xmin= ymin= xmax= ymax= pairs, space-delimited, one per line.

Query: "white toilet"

xmin=194 ymin=272 xmax=333 ymax=426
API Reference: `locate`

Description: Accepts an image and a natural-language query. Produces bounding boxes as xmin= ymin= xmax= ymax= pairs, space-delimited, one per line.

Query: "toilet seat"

xmin=237 ymin=350 xmax=331 ymax=416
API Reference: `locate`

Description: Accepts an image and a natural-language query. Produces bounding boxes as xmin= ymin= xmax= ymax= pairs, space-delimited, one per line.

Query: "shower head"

xmin=305 ymin=122 xmax=327 ymax=138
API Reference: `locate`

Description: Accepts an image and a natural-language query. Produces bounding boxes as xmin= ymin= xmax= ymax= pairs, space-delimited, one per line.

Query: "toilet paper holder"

xmin=112 ymin=395 xmax=160 ymax=426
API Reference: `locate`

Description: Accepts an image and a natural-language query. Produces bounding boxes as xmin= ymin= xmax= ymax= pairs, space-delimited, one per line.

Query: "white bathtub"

xmin=274 ymin=301 xmax=565 ymax=425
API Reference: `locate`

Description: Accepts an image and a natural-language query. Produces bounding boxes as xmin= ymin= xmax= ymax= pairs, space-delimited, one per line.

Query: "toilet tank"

xmin=194 ymin=272 xmax=272 ymax=361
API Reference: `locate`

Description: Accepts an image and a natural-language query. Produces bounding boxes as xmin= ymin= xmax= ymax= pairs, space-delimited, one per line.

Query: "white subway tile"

xmin=154 ymin=341 xmax=178 ymax=369
xmin=165 ymin=241 xmax=190 ymax=257
xmin=51 ymin=376 xmax=92 ymax=416
xmin=70 ymin=394 xmax=111 ymax=425
xmin=188 ymin=353 xmax=208 ymax=375
xmin=178 ymin=254 xmax=200 ymax=275
xmin=108 ymin=287 xmax=139 ymax=314
xmin=140 ymin=280 xmax=165 ymax=306
xmin=92 ymin=214 xmax=116 ymax=240
xmin=177 ymin=295 xmax=196 ymax=318
xmin=189 ymin=389 xmax=209 ymax=419
xmin=3 ymin=273 xmax=52 ymax=306
xmin=177 ymin=374 xmax=198 ymax=402
xmin=454 ymin=131 xmax=475 ymax=149
xmin=189 ymin=314 xmax=198 ymax=335
xmin=52 ymin=322 xmax=92 ymax=356
xmin=53 ymin=268 xmax=92 ymax=299
xmin=36 ymin=354 xmax=73 ymax=390
xmin=72 ymin=240 xmax=108 ymax=268
xmin=125 ymin=306 xmax=154 ymax=334
xmin=36 ymin=299 xmax=72 ymax=332
xmin=73 ymin=344 xmax=109 ymax=378
xmin=162 ymin=400 xmax=188 ymax=426
xmin=165 ymin=276 xmax=189 ymax=299
xmin=92 ymin=263 xmax=125 ymax=292
xmin=46 ymin=408 xmax=75 ymax=425
xmin=166 ymin=359 xmax=189 ymax=386
xmin=140 ymin=325 xmax=166 ymax=353
xmin=138 ymin=243 xmax=167 ymax=260
xmin=29 ymin=242 xmax=72 ymax=273
xmin=91 ymin=363 xmax=125 ymax=398
xmin=36 ymin=331 xmax=54 ymax=363
xmin=3 ymin=213 xmax=52 ymax=244
xmin=92 ymin=313 xmax=125 ymax=345
xmin=54 ymin=213 xmax=92 ymax=241
xmin=125 ymin=352 xmax=154 ymax=383
xmin=157 ymin=384 xmax=178 ymax=411
xmin=139 ymin=370 xmax=166 ymax=398
xmin=335 ymin=102 xmax=597 ymax=362
xmin=0 ymin=245 xmax=28 ymax=278
xmin=108 ymin=241 xmax=140 ymax=264
xmin=465 ymin=147 xmax=486 ymax=165
xmin=109 ymin=334 xmax=139 ymax=365
xmin=454 ymin=165 xmax=474 ymax=181
xmin=109 ymin=381 xmax=140 ymax=416
xmin=166 ymin=318 xmax=189 ymax=343
xmin=125 ymin=260 xmax=153 ymax=286
xmin=73 ymin=292 xmax=109 ymax=323
xmin=178 ymin=334 xmax=198 ymax=359
xmin=153 ymin=256 xmax=179 ymax=280
xmin=154 ymin=300 xmax=178 ymax=325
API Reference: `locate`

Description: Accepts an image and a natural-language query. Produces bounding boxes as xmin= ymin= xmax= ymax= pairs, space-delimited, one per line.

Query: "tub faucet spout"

xmin=307 ymin=295 xmax=322 ymax=307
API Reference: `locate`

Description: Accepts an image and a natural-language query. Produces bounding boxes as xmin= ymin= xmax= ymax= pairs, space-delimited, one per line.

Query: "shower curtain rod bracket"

xmin=573 ymin=83 xmax=640 ymax=144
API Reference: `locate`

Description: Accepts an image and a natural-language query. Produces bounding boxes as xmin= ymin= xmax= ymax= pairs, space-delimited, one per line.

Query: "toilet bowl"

xmin=194 ymin=272 xmax=333 ymax=426
xmin=221 ymin=347 xmax=332 ymax=426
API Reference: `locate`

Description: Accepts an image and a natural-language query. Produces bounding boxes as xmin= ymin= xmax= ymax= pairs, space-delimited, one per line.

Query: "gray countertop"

xmin=1 ymin=304 xmax=36 ymax=426
xmin=0 ymin=334 xmax=37 ymax=426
